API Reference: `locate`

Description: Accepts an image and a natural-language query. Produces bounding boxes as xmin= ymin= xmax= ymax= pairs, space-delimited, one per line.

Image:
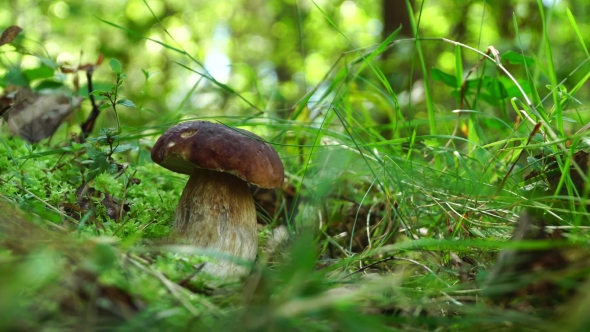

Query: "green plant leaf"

xmin=560 ymin=116 xmax=577 ymax=123
xmin=33 ymin=80 xmax=64 ymax=91
xmin=86 ymin=147 xmax=111 ymax=182
xmin=88 ymin=242 xmax=117 ymax=273
xmin=5 ymin=68 xmax=29 ymax=86
xmin=116 ymin=99 xmax=135 ymax=108
xmin=501 ymin=50 xmax=534 ymax=66
xmin=431 ymin=68 xmax=457 ymax=88
xmin=567 ymin=8 xmax=589 ymax=57
xmin=109 ymin=58 xmax=122 ymax=74
xmin=527 ymin=155 xmax=542 ymax=172
xmin=500 ymin=77 xmax=532 ymax=97
xmin=80 ymin=82 xmax=115 ymax=97
xmin=22 ymin=67 xmax=55 ymax=81
xmin=486 ymin=78 xmax=508 ymax=100
xmin=112 ymin=144 xmax=134 ymax=154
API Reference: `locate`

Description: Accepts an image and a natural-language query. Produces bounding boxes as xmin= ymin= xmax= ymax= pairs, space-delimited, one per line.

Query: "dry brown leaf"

xmin=3 ymin=87 xmax=83 ymax=143
xmin=0 ymin=26 xmax=22 ymax=46
xmin=74 ymin=185 xmax=130 ymax=221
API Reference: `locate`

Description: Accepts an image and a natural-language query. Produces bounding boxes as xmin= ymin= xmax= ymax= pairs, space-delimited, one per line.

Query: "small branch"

xmin=343 ymin=256 xmax=463 ymax=306
xmin=342 ymin=256 xmax=399 ymax=278
xmin=343 ymin=256 xmax=451 ymax=287
xmin=80 ymin=67 xmax=101 ymax=140
xmin=15 ymin=184 xmax=73 ymax=229
xmin=127 ymin=254 xmax=218 ymax=316
xmin=496 ymin=121 xmax=542 ymax=195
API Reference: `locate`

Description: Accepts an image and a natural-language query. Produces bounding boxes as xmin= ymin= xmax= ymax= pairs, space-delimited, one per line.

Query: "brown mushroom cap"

xmin=151 ymin=121 xmax=284 ymax=188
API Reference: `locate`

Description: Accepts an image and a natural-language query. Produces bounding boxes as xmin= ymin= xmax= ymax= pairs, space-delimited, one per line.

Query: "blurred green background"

xmin=4 ymin=1 xmax=590 ymax=330
xmin=5 ymin=0 xmax=590 ymax=132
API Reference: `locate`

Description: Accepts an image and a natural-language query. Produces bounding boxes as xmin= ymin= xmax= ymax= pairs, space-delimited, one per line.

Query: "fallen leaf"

xmin=0 ymin=26 xmax=22 ymax=46
xmin=75 ymin=185 xmax=130 ymax=221
xmin=0 ymin=86 xmax=18 ymax=116
xmin=3 ymin=87 xmax=83 ymax=143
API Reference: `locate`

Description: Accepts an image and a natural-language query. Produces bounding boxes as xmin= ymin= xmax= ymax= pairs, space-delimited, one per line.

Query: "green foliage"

xmin=3 ymin=0 xmax=590 ymax=331
xmin=501 ymin=50 xmax=535 ymax=66
xmin=431 ymin=67 xmax=458 ymax=88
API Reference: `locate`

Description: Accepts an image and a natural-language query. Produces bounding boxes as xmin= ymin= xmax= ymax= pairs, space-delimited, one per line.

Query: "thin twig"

xmin=443 ymin=46 xmax=490 ymax=149
xmin=80 ymin=67 xmax=101 ymax=140
xmin=496 ymin=121 xmax=542 ymax=195
xmin=127 ymin=254 xmax=218 ymax=315
xmin=343 ymin=256 xmax=462 ymax=305
xmin=118 ymin=169 xmax=136 ymax=221
xmin=343 ymin=256 xmax=450 ymax=288
xmin=16 ymin=184 xmax=75 ymax=229
xmin=138 ymin=218 xmax=158 ymax=233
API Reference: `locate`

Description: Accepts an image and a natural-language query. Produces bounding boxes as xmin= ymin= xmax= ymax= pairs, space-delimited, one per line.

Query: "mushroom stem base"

xmin=173 ymin=169 xmax=257 ymax=278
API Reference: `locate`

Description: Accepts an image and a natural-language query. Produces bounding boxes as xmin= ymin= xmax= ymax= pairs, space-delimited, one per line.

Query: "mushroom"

xmin=151 ymin=121 xmax=284 ymax=278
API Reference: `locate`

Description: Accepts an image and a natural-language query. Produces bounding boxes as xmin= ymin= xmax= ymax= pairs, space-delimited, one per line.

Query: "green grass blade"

xmin=513 ymin=14 xmax=546 ymax=121
xmin=95 ymin=16 xmax=186 ymax=55
xmin=566 ymin=8 xmax=589 ymax=58
xmin=536 ymin=0 xmax=562 ymax=135
xmin=406 ymin=0 xmax=436 ymax=137
xmin=173 ymin=61 xmax=262 ymax=113
xmin=454 ymin=44 xmax=463 ymax=106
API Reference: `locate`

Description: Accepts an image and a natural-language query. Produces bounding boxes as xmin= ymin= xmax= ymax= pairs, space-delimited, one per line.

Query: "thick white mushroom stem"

xmin=173 ymin=168 xmax=257 ymax=278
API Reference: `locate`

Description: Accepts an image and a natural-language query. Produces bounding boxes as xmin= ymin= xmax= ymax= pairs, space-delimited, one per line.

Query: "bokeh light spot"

xmin=53 ymin=1 xmax=70 ymax=19
xmin=340 ymin=1 xmax=357 ymax=18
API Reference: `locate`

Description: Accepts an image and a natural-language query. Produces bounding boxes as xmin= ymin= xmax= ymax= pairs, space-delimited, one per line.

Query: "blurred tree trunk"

xmin=380 ymin=0 xmax=415 ymax=91
xmin=494 ymin=0 xmax=514 ymax=39
xmin=450 ymin=2 xmax=471 ymax=41
xmin=269 ymin=1 xmax=306 ymax=114
xmin=382 ymin=0 xmax=414 ymax=38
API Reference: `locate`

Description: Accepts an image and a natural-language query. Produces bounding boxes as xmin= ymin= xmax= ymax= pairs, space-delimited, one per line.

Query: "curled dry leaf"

xmin=0 ymin=26 xmax=22 ymax=46
xmin=73 ymin=185 xmax=130 ymax=221
xmin=3 ymin=88 xmax=83 ymax=143
xmin=0 ymin=87 xmax=18 ymax=116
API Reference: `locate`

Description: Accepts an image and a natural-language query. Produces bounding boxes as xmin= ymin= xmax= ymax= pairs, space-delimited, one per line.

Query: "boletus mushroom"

xmin=151 ymin=121 xmax=284 ymax=278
